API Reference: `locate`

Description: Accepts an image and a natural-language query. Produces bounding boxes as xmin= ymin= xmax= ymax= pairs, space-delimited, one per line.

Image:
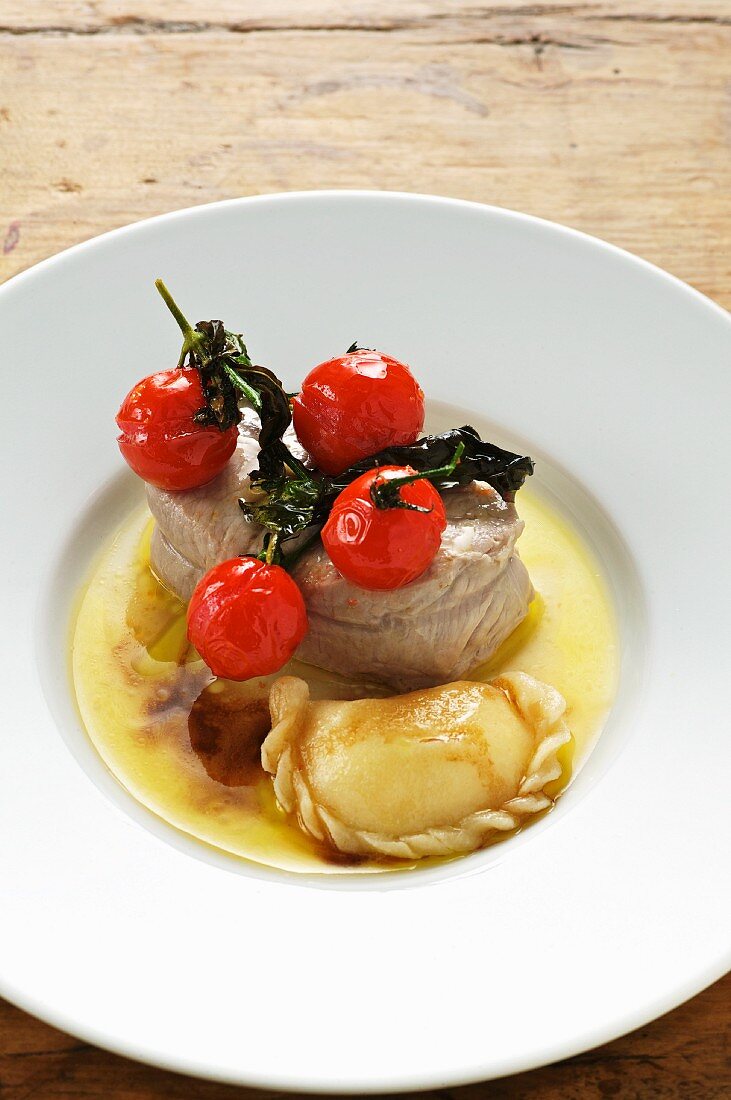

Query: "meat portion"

xmin=147 ymin=411 xmax=533 ymax=691
xmin=146 ymin=406 xmax=274 ymax=580
xmin=291 ymin=487 xmax=532 ymax=690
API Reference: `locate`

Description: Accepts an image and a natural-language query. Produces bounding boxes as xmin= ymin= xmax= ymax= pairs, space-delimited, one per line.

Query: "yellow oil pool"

xmin=72 ymin=493 xmax=618 ymax=874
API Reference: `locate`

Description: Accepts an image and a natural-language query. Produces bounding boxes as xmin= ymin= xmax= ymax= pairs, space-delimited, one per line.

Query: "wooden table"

xmin=1 ymin=2 xmax=729 ymax=1096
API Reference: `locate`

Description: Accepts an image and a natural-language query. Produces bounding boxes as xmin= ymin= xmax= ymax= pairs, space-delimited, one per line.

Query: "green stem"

xmin=222 ymin=363 xmax=262 ymax=412
xmin=155 ymin=278 xmax=204 ymax=366
xmin=371 ymin=441 xmax=465 ymax=510
xmin=265 ymin=531 xmax=281 ymax=565
xmin=281 ymin=525 xmax=323 ymax=569
xmin=277 ymin=443 xmax=312 ymax=483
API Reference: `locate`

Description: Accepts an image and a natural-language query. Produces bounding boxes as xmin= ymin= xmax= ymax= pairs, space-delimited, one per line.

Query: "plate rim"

xmin=2 ymin=188 xmax=728 ymax=328
xmin=1 ymin=957 xmax=726 ymax=1095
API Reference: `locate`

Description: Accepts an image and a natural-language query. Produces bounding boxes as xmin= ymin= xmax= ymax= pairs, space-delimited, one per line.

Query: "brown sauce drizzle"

xmin=186 ymin=687 xmax=374 ymax=865
xmin=188 ymin=686 xmax=271 ymax=788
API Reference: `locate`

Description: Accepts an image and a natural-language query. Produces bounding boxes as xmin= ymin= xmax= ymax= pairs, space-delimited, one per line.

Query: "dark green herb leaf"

xmin=242 ymin=367 xmax=293 ymax=481
xmin=333 ymin=426 xmax=533 ymax=500
xmin=189 ymin=319 xmax=249 ymax=432
xmin=240 ymin=473 xmax=325 ymax=541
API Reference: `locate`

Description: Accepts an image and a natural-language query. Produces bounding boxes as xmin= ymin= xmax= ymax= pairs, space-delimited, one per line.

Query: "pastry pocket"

xmin=262 ymin=672 xmax=571 ymax=860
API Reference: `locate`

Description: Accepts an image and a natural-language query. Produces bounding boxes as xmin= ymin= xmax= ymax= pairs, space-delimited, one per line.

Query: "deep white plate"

xmin=1 ymin=192 xmax=729 ymax=1093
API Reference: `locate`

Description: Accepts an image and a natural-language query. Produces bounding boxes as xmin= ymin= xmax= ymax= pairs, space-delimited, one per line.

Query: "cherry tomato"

xmin=187 ymin=557 xmax=308 ymax=681
xmin=116 ymin=368 xmax=238 ymax=491
xmin=321 ymin=466 xmax=446 ymax=590
xmin=292 ymin=349 xmax=425 ymax=475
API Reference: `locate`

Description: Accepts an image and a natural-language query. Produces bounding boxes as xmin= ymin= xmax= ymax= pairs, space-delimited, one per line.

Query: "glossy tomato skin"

xmin=116 ymin=368 xmax=238 ymax=491
xmin=292 ymin=350 xmax=425 ymax=475
xmin=321 ymin=466 xmax=446 ymax=590
xmin=187 ymin=557 xmax=308 ymax=681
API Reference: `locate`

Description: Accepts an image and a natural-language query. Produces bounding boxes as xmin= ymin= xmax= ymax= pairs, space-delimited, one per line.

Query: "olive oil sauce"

xmin=71 ymin=495 xmax=618 ymax=874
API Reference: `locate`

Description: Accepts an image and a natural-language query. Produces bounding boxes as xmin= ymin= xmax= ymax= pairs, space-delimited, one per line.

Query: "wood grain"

xmin=1 ymin=2 xmax=731 ymax=305
xmin=0 ymin=2 xmax=729 ymax=1096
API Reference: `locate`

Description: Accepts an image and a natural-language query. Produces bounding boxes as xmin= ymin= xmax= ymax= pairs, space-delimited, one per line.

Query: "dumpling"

xmin=262 ymin=672 xmax=571 ymax=859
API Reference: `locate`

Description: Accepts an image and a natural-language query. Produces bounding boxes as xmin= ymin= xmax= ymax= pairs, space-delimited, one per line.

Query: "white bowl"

xmin=0 ymin=192 xmax=729 ymax=1092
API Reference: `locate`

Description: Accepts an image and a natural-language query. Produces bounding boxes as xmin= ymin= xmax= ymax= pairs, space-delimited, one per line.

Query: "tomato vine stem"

xmin=370 ymin=441 xmax=465 ymax=512
xmin=155 ymin=278 xmax=205 ymax=366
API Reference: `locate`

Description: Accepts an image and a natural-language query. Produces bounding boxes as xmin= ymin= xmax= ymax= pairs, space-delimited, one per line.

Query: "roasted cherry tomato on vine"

xmin=322 ymin=466 xmax=446 ymax=591
xmin=187 ymin=557 xmax=308 ymax=681
xmin=116 ymin=368 xmax=238 ymax=491
xmin=292 ymin=349 xmax=425 ymax=475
